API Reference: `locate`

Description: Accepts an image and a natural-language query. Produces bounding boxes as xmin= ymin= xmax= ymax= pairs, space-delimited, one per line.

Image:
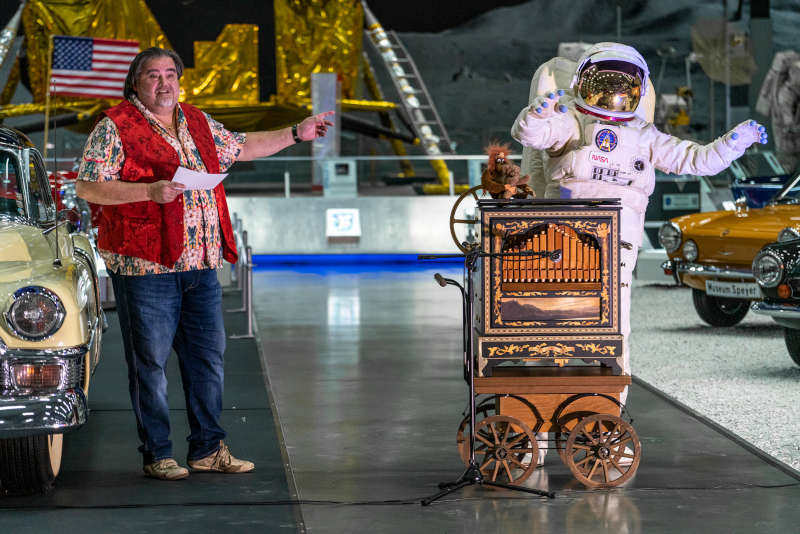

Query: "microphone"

xmin=434 ymin=273 xmax=448 ymax=287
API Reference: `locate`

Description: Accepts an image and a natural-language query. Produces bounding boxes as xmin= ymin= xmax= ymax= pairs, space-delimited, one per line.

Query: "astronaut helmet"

xmin=571 ymin=42 xmax=649 ymax=121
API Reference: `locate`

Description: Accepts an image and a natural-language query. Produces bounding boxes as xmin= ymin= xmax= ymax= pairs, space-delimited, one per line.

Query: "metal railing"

xmin=227 ymin=154 xmax=522 ymax=198
xmin=226 ymin=214 xmax=255 ymax=339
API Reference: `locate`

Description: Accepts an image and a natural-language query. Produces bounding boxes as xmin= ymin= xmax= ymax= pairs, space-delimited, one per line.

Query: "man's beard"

xmin=155 ymin=91 xmax=176 ymax=108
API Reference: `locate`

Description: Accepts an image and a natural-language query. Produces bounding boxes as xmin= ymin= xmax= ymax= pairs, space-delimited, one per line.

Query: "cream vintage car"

xmin=0 ymin=127 xmax=103 ymax=494
xmin=659 ymin=172 xmax=800 ymax=327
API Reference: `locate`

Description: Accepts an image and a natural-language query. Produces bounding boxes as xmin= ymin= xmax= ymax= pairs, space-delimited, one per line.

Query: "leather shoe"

xmin=188 ymin=441 xmax=255 ymax=473
xmin=143 ymin=458 xmax=189 ymax=481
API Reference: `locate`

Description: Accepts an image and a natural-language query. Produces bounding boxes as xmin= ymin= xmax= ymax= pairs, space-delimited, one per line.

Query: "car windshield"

xmin=771 ymin=173 xmax=800 ymax=204
xmin=0 ymin=150 xmax=24 ymax=218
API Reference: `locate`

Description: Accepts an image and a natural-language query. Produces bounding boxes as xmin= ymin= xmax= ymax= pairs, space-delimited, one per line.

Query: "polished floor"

xmin=3 ymin=264 xmax=800 ymax=533
xmin=252 ymin=264 xmax=800 ymax=533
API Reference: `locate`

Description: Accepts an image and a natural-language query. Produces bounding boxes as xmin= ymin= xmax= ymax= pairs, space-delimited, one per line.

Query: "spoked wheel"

xmin=471 ymin=415 xmax=538 ymax=484
xmin=564 ymin=414 xmax=641 ymax=488
xmin=456 ymin=401 xmax=497 ymax=464
xmin=449 ymin=184 xmax=491 ymax=253
xmin=0 ymin=433 xmax=63 ymax=494
xmin=554 ymin=411 xmax=595 ymax=464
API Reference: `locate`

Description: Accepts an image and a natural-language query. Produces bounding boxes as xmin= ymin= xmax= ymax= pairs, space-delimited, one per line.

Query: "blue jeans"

xmin=111 ymin=269 xmax=226 ymax=464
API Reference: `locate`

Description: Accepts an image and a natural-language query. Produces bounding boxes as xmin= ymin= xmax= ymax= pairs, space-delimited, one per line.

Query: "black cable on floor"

xmin=1 ymin=481 xmax=798 ymax=510
xmin=0 ymin=498 xmax=420 ymax=510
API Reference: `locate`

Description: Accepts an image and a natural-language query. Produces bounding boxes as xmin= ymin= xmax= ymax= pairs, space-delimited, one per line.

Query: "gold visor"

xmin=578 ymin=62 xmax=642 ymax=113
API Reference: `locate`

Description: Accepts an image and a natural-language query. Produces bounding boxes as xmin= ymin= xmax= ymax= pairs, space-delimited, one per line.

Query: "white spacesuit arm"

xmin=511 ymin=105 xmax=579 ymax=152
xmin=647 ymin=120 xmax=768 ymax=176
xmin=522 ymin=58 xmax=581 ymax=196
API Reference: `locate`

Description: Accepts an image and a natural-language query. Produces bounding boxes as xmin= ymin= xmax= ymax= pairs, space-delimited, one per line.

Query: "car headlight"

xmin=5 ymin=287 xmax=66 ymax=341
xmin=777 ymin=227 xmax=800 ymax=243
xmin=752 ymin=251 xmax=784 ymax=288
xmin=76 ymin=269 xmax=91 ymax=311
xmin=658 ymin=222 xmax=682 ymax=253
xmin=682 ymin=239 xmax=698 ymax=261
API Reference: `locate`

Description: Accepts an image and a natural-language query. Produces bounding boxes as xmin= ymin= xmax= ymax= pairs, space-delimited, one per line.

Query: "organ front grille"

xmin=500 ymin=223 xmax=602 ymax=291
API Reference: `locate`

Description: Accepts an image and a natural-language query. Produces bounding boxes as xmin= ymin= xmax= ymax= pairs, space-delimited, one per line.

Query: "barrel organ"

xmin=472 ymin=200 xmax=623 ymax=377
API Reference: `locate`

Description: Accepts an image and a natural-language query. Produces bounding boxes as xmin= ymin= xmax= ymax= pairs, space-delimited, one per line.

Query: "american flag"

xmin=49 ymin=36 xmax=139 ymax=99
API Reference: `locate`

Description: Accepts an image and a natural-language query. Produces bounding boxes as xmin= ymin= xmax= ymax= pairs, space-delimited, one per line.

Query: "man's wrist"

xmin=291 ymin=124 xmax=302 ymax=144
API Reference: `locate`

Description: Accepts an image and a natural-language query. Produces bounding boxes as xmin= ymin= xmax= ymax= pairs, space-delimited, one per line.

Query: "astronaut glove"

xmin=724 ymin=120 xmax=769 ymax=152
xmin=527 ymin=89 xmax=569 ymax=119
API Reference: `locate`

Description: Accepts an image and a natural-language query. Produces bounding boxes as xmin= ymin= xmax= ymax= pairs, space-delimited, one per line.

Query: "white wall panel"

xmin=226 ymin=196 xmax=461 ymax=254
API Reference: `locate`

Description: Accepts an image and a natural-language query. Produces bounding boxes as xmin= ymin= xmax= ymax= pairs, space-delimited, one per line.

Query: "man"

xmin=76 ymin=47 xmax=333 ymax=481
xmin=511 ymin=42 xmax=767 ymax=463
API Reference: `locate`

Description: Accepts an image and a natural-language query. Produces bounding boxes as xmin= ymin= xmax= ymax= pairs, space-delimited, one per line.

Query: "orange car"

xmin=658 ymin=174 xmax=800 ymax=326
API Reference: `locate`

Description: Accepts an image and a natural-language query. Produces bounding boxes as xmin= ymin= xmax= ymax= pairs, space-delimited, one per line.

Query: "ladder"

xmin=363 ymin=5 xmax=455 ymax=156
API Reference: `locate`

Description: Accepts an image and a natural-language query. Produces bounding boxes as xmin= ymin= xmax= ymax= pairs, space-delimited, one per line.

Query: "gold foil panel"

xmin=274 ymin=0 xmax=363 ymax=105
xmin=182 ymin=24 xmax=259 ymax=107
xmin=338 ymin=98 xmax=395 ymax=112
xmin=0 ymin=58 xmax=21 ymax=107
xmin=0 ymin=100 xmax=95 ymax=118
xmin=22 ymin=0 xmax=171 ymax=103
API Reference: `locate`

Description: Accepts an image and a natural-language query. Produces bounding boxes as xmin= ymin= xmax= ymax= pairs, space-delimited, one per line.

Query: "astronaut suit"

xmin=756 ymin=50 xmax=800 ymax=174
xmin=511 ymin=42 xmax=768 ymax=406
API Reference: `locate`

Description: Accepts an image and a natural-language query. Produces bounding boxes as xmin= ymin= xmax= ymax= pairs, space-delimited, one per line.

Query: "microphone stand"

xmin=419 ymin=249 xmax=556 ymax=506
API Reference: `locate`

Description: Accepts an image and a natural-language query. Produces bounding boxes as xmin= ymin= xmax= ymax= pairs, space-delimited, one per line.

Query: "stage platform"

xmin=0 ymin=292 xmax=298 ymax=531
xmin=3 ymin=265 xmax=799 ymax=533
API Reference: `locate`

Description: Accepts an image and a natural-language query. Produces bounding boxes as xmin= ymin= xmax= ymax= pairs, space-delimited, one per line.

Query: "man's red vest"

xmin=99 ymin=100 xmax=238 ymax=268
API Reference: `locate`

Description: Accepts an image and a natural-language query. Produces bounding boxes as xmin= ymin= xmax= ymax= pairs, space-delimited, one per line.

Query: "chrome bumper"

xmin=661 ymin=259 xmax=755 ymax=283
xmin=0 ymin=341 xmax=89 ymax=437
xmin=751 ymin=301 xmax=800 ymax=321
xmin=0 ymin=389 xmax=87 ymax=437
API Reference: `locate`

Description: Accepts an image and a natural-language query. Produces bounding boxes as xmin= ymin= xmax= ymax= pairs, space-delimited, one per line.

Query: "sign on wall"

xmin=662 ymin=193 xmax=699 ymax=211
xmin=326 ymin=208 xmax=361 ymax=237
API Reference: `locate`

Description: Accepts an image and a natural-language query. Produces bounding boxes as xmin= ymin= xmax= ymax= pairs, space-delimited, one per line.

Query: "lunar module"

xmin=440 ymin=191 xmax=642 ymax=489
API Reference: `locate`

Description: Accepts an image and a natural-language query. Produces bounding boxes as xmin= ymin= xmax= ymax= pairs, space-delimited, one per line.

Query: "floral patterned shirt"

xmin=77 ymin=96 xmax=245 ymax=275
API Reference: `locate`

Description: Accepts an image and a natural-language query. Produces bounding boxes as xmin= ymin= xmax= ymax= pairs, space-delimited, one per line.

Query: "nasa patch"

xmin=631 ymin=157 xmax=647 ymax=173
xmin=595 ymin=129 xmax=618 ymax=152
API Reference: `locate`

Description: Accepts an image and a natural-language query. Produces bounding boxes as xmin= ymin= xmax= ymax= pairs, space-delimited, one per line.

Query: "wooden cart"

xmin=447 ymin=194 xmax=642 ymax=488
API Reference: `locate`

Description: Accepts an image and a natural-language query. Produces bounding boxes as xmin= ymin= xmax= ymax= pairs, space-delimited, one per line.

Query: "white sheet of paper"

xmin=171 ymin=166 xmax=228 ymax=191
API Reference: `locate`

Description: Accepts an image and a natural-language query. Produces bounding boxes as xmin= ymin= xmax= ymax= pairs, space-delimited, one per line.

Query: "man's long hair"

xmin=123 ymin=47 xmax=185 ymax=100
